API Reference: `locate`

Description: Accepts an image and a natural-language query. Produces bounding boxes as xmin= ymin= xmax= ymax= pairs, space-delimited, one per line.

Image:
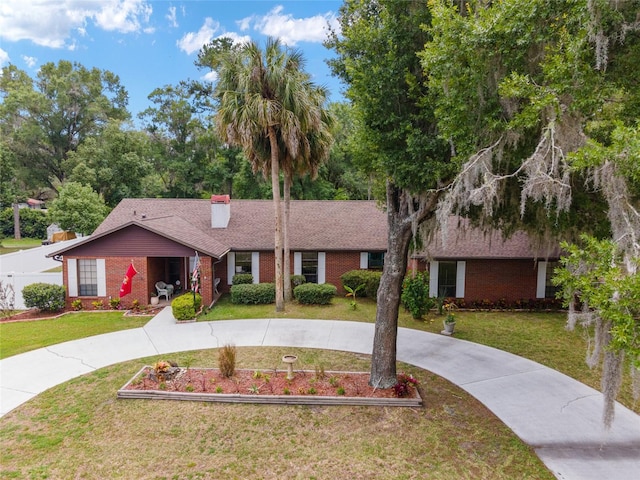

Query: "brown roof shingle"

xmin=420 ymin=217 xmax=560 ymax=260
xmin=87 ymin=198 xmax=388 ymax=255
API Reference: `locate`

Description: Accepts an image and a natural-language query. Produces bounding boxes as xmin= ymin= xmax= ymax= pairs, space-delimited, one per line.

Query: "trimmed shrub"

xmin=230 ymin=283 xmax=275 ymax=304
xmin=341 ymin=270 xmax=382 ymax=300
xmin=401 ymin=272 xmax=434 ymax=319
xmin=171 ymin=292 xmax=202 ymax=320
xmin=363 ymin=271 xmax=382 ymax=299
xmin=294 ymin=283 xmax=337 ymax=305
xmin=232 ymin=273 xmax=254 ymax=285
xmin=291 ymin=274 xmax=306 ymax=289
xmin=22 ymin=283 xmax=65 ymax=312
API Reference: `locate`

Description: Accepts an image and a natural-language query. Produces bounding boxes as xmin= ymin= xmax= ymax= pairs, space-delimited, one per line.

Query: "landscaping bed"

xmin=118 ymin=366 xmax=422 ymax=407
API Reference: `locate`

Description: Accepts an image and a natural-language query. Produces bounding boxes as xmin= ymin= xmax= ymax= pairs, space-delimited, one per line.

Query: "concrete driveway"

xmin=1 ymin=308 xmax=639 ymax=480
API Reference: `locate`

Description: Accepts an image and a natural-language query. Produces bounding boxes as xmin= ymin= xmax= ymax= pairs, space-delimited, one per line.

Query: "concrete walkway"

xmin=1 ymin=307 xmax=639 ymax=479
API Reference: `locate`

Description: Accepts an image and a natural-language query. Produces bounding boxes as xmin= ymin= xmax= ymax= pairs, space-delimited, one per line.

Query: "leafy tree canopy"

xmin=47 ymin=182 xmax=110 ymax=235
xmin=0 ymin=61 xmax=129 ymax=191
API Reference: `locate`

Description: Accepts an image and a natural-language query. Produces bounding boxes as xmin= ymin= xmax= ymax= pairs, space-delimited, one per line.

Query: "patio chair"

xmin=155 ymin=281 xmax=174 ymax=301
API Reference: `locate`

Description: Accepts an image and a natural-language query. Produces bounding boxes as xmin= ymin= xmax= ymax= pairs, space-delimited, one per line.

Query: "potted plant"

xmin=150 ymin=293 xmax=159 ymax=306
xmin=442 ymin=301 xmax=457 ymax=335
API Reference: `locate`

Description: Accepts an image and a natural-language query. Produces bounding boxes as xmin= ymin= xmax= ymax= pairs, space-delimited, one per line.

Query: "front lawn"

xmin=0 ymin=347 xmax=554 ymax=480
xmin=0 ymin=312 xmax=152 ymax=359
xmin=203 ymin=295 xmax=639 ymax=413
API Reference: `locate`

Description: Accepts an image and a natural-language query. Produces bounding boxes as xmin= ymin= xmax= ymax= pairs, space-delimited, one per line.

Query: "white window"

xmin=429 ymin=260 xmax=466 ymax=298
xmin=68 ymin=258 xmax=106 ymax=297
xmin=360 ymin=252 xmax=385 ymax=270
xmin=227 ymin=252 xmax=260 ymax=284
xmin=537 ymin=261 xmax=559 ymax=299
xmin=235 ymin=252 xmax=252 ymax=273
xmin=294 ymin=252 xmax=325 ymax=284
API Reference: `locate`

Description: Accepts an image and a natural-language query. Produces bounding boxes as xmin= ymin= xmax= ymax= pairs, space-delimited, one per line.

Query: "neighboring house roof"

xmin=417 ymin=218 xmax=561 ymax=260
xmin=49 ymin=198 xmax=389 ymax=258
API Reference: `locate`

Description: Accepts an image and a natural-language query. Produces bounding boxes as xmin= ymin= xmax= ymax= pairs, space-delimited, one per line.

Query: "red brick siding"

xmin=64 ymin=255 xmax=214 ymax=309
xmin=325 ymin=252 xmax=362 ymax=294
xmin=217 ymin=250 xmax=366 ymax=295
xmin=463 ymin=259 xmax=538 ymax=302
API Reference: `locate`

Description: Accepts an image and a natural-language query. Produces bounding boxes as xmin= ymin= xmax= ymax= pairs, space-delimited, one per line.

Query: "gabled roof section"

xmin=50 ymin=198 xmax=388 ymax=257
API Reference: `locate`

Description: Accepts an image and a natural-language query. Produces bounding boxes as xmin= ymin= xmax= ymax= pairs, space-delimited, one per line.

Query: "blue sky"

xmin=0 ymin=0 xmax=345 ymax=118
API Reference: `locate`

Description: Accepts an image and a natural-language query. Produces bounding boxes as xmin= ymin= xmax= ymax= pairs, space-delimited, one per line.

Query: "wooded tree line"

xmin=0 ymin=62 xmax=371 ymax=209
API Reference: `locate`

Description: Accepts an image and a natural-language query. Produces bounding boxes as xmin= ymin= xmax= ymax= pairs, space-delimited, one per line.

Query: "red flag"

xmin=119 ymin=263 xmax=137 ymax=297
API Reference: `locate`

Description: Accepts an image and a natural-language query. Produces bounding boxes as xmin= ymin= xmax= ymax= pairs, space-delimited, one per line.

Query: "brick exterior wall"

xmin=64 ymin=255 xmax=215 ymax=310
xmin=216 ymin=251 xmax=365 ymax=294
xmin=464 ymin=259 xmax=538 ymax=302
xmin=325 ymin=252 xmax=363 ymax=293
xmin=64 ymin=256 xmax=149 ymax=310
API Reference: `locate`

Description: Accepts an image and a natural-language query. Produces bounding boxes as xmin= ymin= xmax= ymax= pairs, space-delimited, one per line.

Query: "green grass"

xmin=0 ymin=347 xmax=554 ymax=480
xmin=0 ymin=312 xmax=152 ymax=359
xmin=0 ymin=238 xmax=42 ymax=255
xmin=202 ymin=296 xmax=639 ymax=414
xmin=0 ymin=296 xmax=634 ymax=478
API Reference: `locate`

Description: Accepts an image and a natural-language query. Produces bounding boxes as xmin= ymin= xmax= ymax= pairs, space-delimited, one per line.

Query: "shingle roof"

xmin=81 ymin=198 xmax=388 ymax=255
xmin=419 ymin=217 xmax=560 ymax=260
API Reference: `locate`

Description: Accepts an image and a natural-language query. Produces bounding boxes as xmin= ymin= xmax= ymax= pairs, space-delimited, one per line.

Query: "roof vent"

xmin=211 ymin=195 xmax=230 ymax=228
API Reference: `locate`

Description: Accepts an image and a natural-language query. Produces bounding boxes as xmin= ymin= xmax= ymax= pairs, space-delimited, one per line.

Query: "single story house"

xmin=410 ymin=218 xmax=561 ymax=305
xmin=48 ymin=196 xmax=561 ymax=310
xmin=48 ymin=196 xmax=388 ymax=309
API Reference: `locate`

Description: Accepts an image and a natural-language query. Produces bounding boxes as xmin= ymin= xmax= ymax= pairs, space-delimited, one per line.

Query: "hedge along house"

xmin=409 ymin=218 xmax=562 ymax=306
xmin=47 ymin=196 xmax=388 ymax=309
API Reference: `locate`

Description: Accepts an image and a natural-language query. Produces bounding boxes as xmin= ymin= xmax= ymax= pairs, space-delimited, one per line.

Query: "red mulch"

xmin=124 ymin=367 xmax=417 ymax=399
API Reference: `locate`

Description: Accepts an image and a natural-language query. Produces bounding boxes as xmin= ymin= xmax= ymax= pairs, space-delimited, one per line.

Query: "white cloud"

xmin=177 ymin=17 xmax=220 ymax=55
xmin=0 ymin=48 xmax=10 ymax=67
xmin=0 ymin=0 xmax=154 ymax=49
xmin=166 ymin=6 xmax=178 ymax=28
xmin=202 ymin=71 xmax=218 ymax=83
xmin=94 ymin=0 xmax=153 ymax=33
xmin=242 ymin=5 xmax=340 ymax=46
xmin=216 ymin=32 xmax=251 ymax=46
xmin=22 ymin=55 xmax=37 ymax=68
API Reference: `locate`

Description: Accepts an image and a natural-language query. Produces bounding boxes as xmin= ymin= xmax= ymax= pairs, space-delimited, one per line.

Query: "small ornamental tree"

xmin=0 ymin=281 xmax=16 ymax=318
xmin=48 ymin=182 xmax=110 ymax=235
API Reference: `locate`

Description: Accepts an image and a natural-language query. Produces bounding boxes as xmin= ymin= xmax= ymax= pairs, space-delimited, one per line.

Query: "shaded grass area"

xmin=0 ymin=238 xmax=42 ymax=255
xmin=202 ymin=296 xmax=639 ymax=414
xmin=0 ymin=347 xmax=554 ymax=480
xmin=0 ymin=312 xmax=152 ymax=359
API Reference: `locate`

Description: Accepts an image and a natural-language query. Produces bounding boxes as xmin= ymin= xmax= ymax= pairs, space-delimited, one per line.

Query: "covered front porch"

xmin=145 ymin=254 xmax=222 ymax=308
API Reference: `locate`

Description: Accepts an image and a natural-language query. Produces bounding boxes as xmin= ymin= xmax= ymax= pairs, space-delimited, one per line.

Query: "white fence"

xmin=0 ymin=272 xmax=63 ymax=310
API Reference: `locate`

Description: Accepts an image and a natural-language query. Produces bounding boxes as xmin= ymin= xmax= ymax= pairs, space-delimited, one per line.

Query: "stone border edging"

xmin=116 ymin=366 xmax=422 ymax=408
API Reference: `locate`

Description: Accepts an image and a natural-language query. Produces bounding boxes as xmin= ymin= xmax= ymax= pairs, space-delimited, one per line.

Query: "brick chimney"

xmin=211 ymin=195 xmax=230 ymax=228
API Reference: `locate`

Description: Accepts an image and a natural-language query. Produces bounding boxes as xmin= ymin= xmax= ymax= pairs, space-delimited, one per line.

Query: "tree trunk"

xmin=283 ymin=170 xmax=293 ymax=302
xmin=369 ymin=182 xmax=440 ymax=388
xmin=13 ymin=204 xmax=21 ymax=240
xmin=269 ymin=127 xmax=285 ymax=311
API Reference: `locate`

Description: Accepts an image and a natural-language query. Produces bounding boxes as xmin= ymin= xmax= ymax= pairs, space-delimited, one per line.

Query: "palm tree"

xmin=213 ymin=38 xmax=331 ymax=310
xmin=282 ymin=106 xmax=334 ymax=301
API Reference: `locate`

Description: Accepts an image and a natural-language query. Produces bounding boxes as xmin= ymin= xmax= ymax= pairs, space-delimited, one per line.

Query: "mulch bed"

xmin=118 ymin=367 xmax=423 ymax=407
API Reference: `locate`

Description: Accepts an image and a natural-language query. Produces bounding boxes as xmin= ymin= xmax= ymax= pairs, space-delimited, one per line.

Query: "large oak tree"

xmin=423 ymin=0 xmax=640 ymax=426
xmin=0 ymin=61 xmax=129 ymax=192
xmin=328 ymin=0 xmax=452 ymax=388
